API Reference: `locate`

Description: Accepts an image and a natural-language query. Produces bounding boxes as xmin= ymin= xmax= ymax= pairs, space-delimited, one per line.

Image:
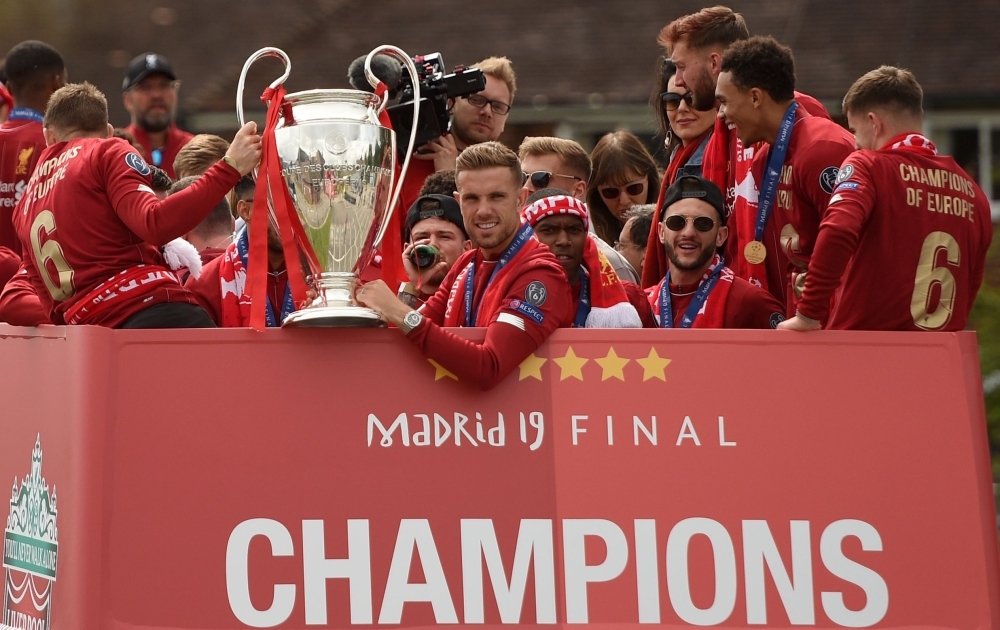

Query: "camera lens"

xmin=410 ymin=244 xmax=441 ymax=269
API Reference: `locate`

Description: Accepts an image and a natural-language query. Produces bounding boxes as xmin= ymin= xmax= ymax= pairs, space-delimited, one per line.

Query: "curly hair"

xmin=586 ymin=131 xmax=661 ymax=245
xmin=720 ymin=36 xmax=795 ymax=103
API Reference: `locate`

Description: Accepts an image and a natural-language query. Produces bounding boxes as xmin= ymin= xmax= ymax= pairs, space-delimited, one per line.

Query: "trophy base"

xmin=281 ymin=306 xmax=387 ymax=328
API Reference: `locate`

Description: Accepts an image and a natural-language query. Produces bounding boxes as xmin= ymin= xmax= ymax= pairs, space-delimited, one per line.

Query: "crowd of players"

xmin=0 ymin=5 xmax=992 ymax=387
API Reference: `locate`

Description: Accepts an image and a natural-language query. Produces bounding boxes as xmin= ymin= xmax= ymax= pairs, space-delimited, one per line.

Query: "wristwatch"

xmin=222 ymin=155 xmax=238 ymax=170
xmin=399 ymin=310 xmax=424 ymax=334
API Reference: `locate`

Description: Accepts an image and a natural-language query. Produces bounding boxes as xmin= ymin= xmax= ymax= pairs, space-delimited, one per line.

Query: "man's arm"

xmin=0 ymin=262 xmax=50 ymax=326
xmin=108 ymin=123 xmax=260 ymax=246
xmin=359 ymin=265 xmax=572 ymax=390
xmin=780 ymin=157 xmax=876 ymax=330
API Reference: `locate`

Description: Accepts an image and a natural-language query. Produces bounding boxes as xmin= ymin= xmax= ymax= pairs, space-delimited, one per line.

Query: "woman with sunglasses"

xmin=586 ymin=131 xmax=661 ymax=247
xmin=642 ymin=58 xmax=719 ymax=288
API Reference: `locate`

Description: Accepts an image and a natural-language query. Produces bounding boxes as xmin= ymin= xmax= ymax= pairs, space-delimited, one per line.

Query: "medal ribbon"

xmin=753 ymin=102 xmax=799 ymax=243
xmin=237 ymin=228 xmax=294 ymax=327
xmin=7 ymin=107 xmax=44 ymax=123
xmin=463 ymin=222 xmax=534 ymax=327
xmin=573 ymin=265 xmax=591 ymax=328
xmin=658 ymin=257 xmax=724 ymax=328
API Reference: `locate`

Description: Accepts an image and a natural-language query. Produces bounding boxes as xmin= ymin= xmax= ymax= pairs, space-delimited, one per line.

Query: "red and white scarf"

xmin=887 ymin=133 xmax=937 ymax=155
xmin=645 ymin=255 xmax=735 ymax=328
xmin=216 ymin=242 xmax=251 ymax=328
xmin=521 ymin=195 xmax=641 ymax=328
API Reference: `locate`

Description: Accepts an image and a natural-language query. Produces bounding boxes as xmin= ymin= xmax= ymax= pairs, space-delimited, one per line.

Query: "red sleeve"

xmin=623 ymin=281 xmax=657 ymax=328
xmin=417 ymin=253 xmax=470 ymax=325
xmin=726 ymin=279 xmax=787 ymax=329
xmin=793 ymin=91 xmax=830 ymax=119
xmin=0 ymin=261 xmax=50 ymax=326
xmin=796 ymin=155 xmax=876 ymax=322
xmin=183 ymin=255 xmax=224 ymax=326
xmin=102 ymin=142 xmax=241 ymax=246
xmin=0 ymin=246 xmax=19 ymax=290
xmin=798 ymin=138 xmax=855 ymax=221
xmin=407 ymin=263 xmax=573 ymax=390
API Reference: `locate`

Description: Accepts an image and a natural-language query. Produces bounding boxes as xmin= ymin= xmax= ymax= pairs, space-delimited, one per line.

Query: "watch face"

xmin=404 ymin=311 xmax=422 ymax=328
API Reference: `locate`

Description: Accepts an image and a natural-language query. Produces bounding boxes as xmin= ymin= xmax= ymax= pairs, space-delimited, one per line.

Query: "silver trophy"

xmin=236 ymin=47 xmax=420 ymax=327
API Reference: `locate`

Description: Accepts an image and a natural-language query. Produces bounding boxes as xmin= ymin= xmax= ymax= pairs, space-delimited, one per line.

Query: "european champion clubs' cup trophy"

xmin=236 ymin=46 xmax=421 ymax=327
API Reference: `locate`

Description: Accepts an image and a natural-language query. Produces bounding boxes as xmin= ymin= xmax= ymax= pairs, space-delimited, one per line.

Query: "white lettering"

xmin=378 ymin=519 xmax=458 ymax=624
xmin=368 ymin=413 xmax=409 ymax=447
xmin=820 ymin=520 xmax=888 ymax=627
xmin=226 ymin=519 xmax=296 ymax=628
xmin=633 ymin=415 xmax=657 ymax=445
xmin=302 ymin=519 xmax=372 ymax=625
xmin=676 ymin=416 xmax=701 ymax=446
xmin=666 ymin=518 xmax=736 ymax=625
xmin=743 ymin=520 xmax=814 ymax=624
xmin=571 ymin=415 xmax=587 ymax=445
xmin=563 ymin=519 xmax=629 ymax=623
xmin=719 ymin=416 xmax=737 ymax=446
xmin=634 ymin=519 xmax=660 ymax=623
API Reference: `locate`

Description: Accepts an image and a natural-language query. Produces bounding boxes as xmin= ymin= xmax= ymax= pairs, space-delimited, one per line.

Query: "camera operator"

xmin=414 ymin=56 xmax=515 ymax=173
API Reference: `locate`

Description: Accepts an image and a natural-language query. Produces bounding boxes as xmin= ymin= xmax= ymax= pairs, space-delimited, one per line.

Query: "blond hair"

xmin=842 ymin=65 xmax=923 ymax=119
xmin=455 ymin=141 xmax=521 ymax=187
xmin=44 ymin=82 xmax=107 ymax=137
xmin=472 ymin=56 xmax=517 ymax=102
xmin=173 ymin=134 xmax=230 ymax=179
xmin=518 ymin=136 xmax=592 ymax=181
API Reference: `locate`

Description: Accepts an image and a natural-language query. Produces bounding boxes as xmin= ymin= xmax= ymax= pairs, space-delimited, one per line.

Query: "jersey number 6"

xmin=30 ymin=210 xmax=75 ymax=301
xmin=910 ymin=231 xmax=959 ymax=331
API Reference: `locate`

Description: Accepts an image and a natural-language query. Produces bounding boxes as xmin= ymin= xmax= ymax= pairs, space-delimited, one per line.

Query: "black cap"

xmin=405 ymin=195 xmax=468 ymax=240
xmin=122 ymin=53 xmax=176 ymax=91
xmin=661 ymin=175 xmax=727 ymax=225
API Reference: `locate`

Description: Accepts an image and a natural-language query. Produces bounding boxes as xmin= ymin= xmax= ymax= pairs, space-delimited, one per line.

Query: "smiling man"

xmin=715 ymin=36 xmax=854 ymax=317
xmin=122 ymin=53 xmax=193 ymax=178
xmin=356 ymin=142 xmax=573 ymax=390
xmin=646 ymin=175 xmax=784 ymax=329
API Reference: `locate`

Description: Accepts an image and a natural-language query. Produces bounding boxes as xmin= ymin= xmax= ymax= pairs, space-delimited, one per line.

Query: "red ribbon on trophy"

xmin=247 ymin=84 xmax=321 ymax=331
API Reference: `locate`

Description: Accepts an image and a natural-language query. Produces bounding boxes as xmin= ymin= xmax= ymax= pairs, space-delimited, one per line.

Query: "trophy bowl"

xmin=237 ymin=47 xmax=421 ymax=327
xmin=274 ymin=89 xmax=394 ymax=327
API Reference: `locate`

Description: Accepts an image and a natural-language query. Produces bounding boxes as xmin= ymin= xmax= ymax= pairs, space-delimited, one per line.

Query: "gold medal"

xmin=744 ymin=240 xmax=767 ymax=265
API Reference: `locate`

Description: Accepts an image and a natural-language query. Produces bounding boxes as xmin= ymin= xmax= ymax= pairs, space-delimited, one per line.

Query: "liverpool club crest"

xmin=3 ymin=435 xmax=58 ymax=630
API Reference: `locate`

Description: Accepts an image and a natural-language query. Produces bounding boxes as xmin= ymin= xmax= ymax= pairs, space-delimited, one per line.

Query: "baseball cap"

xmin=122 ymin=53 xmax=177 ymax=91
xmin=405 ymin=194 xmax=468 ymax=240
xmin=661 ymin=175 xmax=727 ymax=225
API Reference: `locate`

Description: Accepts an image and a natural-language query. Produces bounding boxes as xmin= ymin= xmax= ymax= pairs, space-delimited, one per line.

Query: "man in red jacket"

xmin=356 ymin=142 xmax=574 ymax=390
xmin=122 ymin=53 xmax=193 ymax=179
xmin=715 ymin=36 xmax=855 ymax=316
xmin=0 ymin=40 xmax=66 ymax=252
xmin=646 ymin=175 xmax=785 ymax=329
xmin=657 ymin=6 xmax=829 ymax=301
xmin=11 ymin=82 xmax=260 ymax=328
xmin=779 ymin=67 xmax=992 ymax=331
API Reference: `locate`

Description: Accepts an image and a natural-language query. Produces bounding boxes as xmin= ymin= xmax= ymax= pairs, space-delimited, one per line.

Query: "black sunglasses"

xmin=663 ymin=215 xmax=716 ymax=232
xmin=659 ymin=91 xmax=694 ymax=111
xmin=523 ymin=171 xmax=583 ymax=188
xmin=599 ymin=181 xmax=645 ymax=200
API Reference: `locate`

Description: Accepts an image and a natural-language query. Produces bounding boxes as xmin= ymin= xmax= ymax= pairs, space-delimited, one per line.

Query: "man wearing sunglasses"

xmin=658 ymin=7 xmax=830 ymax=303
xmin=518 ymin=136 xmax=640 ymax=284
xmin=646 ymin=176 xmax=785 ymax=329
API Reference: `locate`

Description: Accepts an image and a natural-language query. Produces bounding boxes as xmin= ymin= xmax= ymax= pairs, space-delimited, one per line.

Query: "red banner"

xmin=0 ymin=325 xmax=996 ymax=629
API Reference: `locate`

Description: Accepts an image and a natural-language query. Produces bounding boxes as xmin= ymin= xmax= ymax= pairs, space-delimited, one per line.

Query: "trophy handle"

xmin=236 ymin=47 xmax=291 ymax=129
xmin=362 ymin=46 xmax=421 ymax=248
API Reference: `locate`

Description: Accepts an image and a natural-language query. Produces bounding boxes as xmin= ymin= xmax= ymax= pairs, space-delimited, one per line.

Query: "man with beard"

xmin=715 ymin=36 xmax=854 ymax=317
xmin=122 ymin=53 xmax=193 ymax=178
xmin=186 ymin=175 xmax=294 ymax=327
xmin=659 ymin=6 xmax=828 ymax=303
xmin=398 ymin=193 xmax=472 ymax=308
xmin=356 ymin=142 xmax=574 ymax=390
xmin=646 ymin=175 xmax=784 ymax=329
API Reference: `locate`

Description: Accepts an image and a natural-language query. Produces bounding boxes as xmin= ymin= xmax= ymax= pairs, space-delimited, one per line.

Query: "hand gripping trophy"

xmin=236 ymin=46 xmax=421 ymax=327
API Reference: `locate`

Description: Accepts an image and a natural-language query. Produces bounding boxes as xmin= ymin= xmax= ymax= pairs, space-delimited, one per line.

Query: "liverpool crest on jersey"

xmin=3 ymin=435 xmax=58 ymax=630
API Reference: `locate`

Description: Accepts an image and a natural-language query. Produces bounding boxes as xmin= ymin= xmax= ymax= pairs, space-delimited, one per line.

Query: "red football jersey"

xmin=13 ymin=137 xmax=240 ymax=327
xmin=0 ymin=119 xmax=46 ymax=252
xmin=797 ymin=136 xmax=993 ymax=331
xmin=750 ymin=109 xmax=855 ymax=314
xmin=123 ymin=123 xmax=193 ymax=179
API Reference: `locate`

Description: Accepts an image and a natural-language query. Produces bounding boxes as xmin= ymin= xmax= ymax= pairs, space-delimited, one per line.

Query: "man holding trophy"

xmin=356 ymin=142 xmax=574 ymax=390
